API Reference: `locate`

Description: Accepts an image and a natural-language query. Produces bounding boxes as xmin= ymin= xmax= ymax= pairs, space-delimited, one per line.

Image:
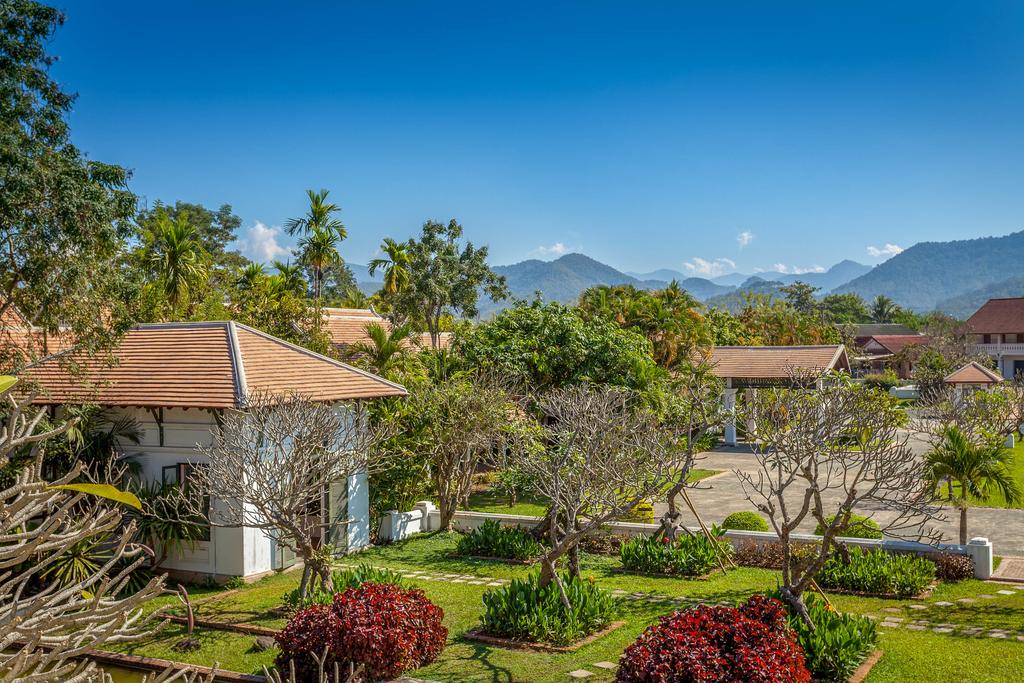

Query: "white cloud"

xmin=683 ymin=257 xmax=736 ymax=277
xmin=236 ymin=221 xmax=290 ymax=263
xmin=737 ymin=230 xmax=754 ymax=248
xmin=764 ymin=263 xmax=826 ymax=275
xmin=867 ymin=243 xmax=904 ymax=258
xmin=529 ymin=242 xmax=571 ymax=259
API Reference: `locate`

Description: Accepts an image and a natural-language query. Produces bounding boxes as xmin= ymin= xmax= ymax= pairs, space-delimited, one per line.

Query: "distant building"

xmin=966 ymin=298 xmax=1024 ymax=379
xmin=321 ymin=307 xmax=452 ymax=352
xmin=944 ymin=361 xmax=1003 ymax=399
xmin=851 ymin=328 xmax=930 ymax=379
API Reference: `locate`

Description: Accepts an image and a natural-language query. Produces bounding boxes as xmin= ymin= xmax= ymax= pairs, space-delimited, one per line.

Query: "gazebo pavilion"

xmin=705 ymin=345 xmax=851 ymax=445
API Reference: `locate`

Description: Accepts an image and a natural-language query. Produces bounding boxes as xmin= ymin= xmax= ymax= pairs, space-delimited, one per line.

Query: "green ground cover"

xmin=464 ymin=468 xmax=721 ymax=517
xmin=111 ymin=533 xmax=1024 ymax=682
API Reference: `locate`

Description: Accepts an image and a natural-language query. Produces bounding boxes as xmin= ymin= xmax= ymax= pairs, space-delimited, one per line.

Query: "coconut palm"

xmin=285 ymin=188 xmax=347 ymax=239
xmin=368 ymin=238 xmax=412 ymax=296
xmin=298 ymin=227 xmax=340 ymax=303
xmin=145 ymin=215 xmax=207 ymax=315
xmin=870 ymin=295 xmax=900 ymax=324
xmin=346 ymin=321 xmax=417 ymax=374
xmin=924 ymin=425 xmax=1021 ymax=543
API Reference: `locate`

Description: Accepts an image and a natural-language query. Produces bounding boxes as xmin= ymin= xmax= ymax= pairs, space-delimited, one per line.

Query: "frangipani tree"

xmin=737 ymin=373 xmax=938 ymax=625
xmin=509 ymin=385 xmax=684 ymax=601
xmin=0 ymin=378 xmax=172 ymax=682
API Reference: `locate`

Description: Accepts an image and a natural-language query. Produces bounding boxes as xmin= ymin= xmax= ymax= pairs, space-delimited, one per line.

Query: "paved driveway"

xmin=664 ymin=445 xmax=1024 ymax=556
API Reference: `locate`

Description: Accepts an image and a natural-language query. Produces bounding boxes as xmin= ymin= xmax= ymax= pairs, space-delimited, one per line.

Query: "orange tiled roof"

xmin=865 ymin=335 xmax=930 ymax=355
xmin=707 ymin=345 xmax=849 ymax=380
xmin=25 ymin=321 xmax=406 ymax=409
xmin=966 ymin=298 xmax=1024 ymax=334
xmin=944 ymin=361 xmax=1003 ymax=385
xmin=322 ymin=308 xmax=452 ymax=351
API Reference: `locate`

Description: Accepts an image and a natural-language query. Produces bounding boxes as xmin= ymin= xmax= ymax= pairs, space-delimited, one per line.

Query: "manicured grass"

xmin=935 ymin=441 xmax=1024 ymax=509
xmin=112 ymin=533 xmax=1024 ymax=682
xmin=465 ymin=469 xmax=723 ymax=517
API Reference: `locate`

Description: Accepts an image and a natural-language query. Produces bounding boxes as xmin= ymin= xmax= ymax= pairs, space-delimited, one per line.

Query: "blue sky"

xmin=52 ymin=1 xmax=1024 ymax=276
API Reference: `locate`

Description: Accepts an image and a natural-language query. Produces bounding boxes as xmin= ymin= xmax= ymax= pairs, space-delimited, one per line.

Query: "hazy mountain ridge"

xmin=835 ymin=230 xmax=1024 ymax=312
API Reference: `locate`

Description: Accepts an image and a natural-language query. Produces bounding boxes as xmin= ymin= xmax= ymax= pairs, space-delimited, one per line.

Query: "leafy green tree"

xmin=456 ymin=300 xmax=662 ymax=393
xmin=272 ymin=260 xmax=306 ymax=295
xmin=368 ymin=237 xmax=412 ymax=295
xmin=391 ymin=219 xmax=508 ymax=347
xmin=820 ymin=292 xmax=871 ymax=325
xmin=779 ymin=281 xmax=820 ymax=315
xmin=0 ymin=2 xmax=138 ymax=368
xmin=704 ymin=307 xmax=745 ymax=346
xmin=925 ymin=426 xmax=1021 ymax=543
xmin=578 ymin=283 xmax=711 ymax=368
xmin=299 ymin=227 xmax=341 ymax=303
xmin=285 ymin=188 xmax=346 ymax=238
xmin=136 ymin=200 xmax=246 ymax=271
xmin=738 ymin=294 xmax=841 ymax=346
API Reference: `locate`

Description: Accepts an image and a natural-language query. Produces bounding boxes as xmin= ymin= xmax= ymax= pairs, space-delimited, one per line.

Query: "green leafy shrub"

xmin=283 ymin=564 xmax=410 ymax=610
xmin=814 ymin=514 xmax=882 ymax=539
xmin=734 ymin=541 xmax=820 ymax=570
xmin=779 ymin=592 xmax=877 ymax=682
xmin=817 ymin=548 xmax=936 ymax=597
xmin=619 ymin=531 xmax=732 ymax=576
xmin=456 ymin=519 xmax=543 ymax=561
xmin=721 ymin=511 xmax=769 ymax=532
xmin=861 ymin=370 xmax=901 ymax=392
xmin=481 ymin=572 xmax=617 ymax=645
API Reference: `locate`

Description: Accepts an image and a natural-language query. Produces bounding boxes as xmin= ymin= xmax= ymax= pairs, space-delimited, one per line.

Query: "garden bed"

xmin=462 ymin=620 xmax=626 ymax=653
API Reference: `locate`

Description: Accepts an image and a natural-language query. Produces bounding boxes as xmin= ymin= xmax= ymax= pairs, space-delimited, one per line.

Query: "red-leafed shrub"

xmin=615 ymin=595 xmax=810 ymax=683
xmin=275 ymin=582 xmax=447 ymax=681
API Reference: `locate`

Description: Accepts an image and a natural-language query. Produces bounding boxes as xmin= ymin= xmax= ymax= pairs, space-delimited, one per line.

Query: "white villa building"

xmin=967 ymin=297 xmax=1024 ymax=379
xmin=26 ymin=321 xmax=406 ymax=583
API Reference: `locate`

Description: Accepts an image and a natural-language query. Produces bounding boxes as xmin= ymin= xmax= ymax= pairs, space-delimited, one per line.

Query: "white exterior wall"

xmin=347 ymin=470 xmax=370 ymax=551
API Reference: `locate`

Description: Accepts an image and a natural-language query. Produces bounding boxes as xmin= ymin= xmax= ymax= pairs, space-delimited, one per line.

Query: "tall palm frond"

xmin=285 ymin=188 xmax=347 ymax=239
xmin=368 ymin=238 xmax=412 ymax=296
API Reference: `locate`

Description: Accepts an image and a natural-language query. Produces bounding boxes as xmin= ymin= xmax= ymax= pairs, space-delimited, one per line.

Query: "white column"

xmin=745 ymin=388 xmax=757 ymax=436
xmin=723 ymin=388 xmax=738 ymax=446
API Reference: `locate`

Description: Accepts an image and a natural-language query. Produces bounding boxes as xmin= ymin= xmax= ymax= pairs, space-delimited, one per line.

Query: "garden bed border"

xmin=847 ymin=649 xmax=884 ymax=683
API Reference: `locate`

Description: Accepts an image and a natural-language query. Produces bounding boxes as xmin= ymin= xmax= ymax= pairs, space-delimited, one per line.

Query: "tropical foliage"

xmin=778 ymin=591 xmax=877 ymax=683
xmin=619 ymin=531 xmax=731 ymax=576
xmin=455 ymin=520 xmax=543 ymax=561
xmin=816 ymin=548 xmax=936 ymax=597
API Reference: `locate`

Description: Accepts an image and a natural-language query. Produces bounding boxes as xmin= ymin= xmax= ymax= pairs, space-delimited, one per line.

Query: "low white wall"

xmin=379 ymin=502 xmax=993 ymax=580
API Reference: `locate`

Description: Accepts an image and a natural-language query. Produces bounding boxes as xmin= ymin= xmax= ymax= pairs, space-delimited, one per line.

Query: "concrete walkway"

xmin=664 ymin=446 xmax=1024 ymax=557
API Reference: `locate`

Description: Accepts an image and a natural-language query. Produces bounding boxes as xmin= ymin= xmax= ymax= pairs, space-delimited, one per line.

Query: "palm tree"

xmin=285 ymin=189 xmax=347 ymax=239
xmin=368 ymin=238 xmax=411 ymax=295
xmin=870 ymin=295 xmax=899 ymax=324
xmin=298 ymin=227 xmax=340 ymax=303
xmin=346 ymin=321 xmax=416 ymax=374
xmin=924 ymin=425 xmax=1021 ymax=543
xmin=235 ymin=263 xmax=266 ymax=290
xmin=146 ymin=215 xmax=207 ymax=316
xmin=340 ymin=285 xmax=370 ymax=309
xmin=273 ymin=260 xmax=306 ymax=295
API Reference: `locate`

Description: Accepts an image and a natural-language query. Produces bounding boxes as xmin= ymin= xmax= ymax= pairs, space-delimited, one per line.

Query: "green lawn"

xmin=110 ymin=532 xmax=1024 ymax=682
xmin=936 ymin=441 xmax=1024 ymax=509
xmin=465 ymin=469 xmax=722 ymax=517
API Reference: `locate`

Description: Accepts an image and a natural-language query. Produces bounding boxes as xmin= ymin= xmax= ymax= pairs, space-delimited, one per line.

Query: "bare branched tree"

xmin=410 ymin=375 xmax=517 ymax=531
xmin=0 ymin=385 xmax=170 ymax=682
xmin=736 ymin=373 xmax=939 ymax=626
xmin=183 ymin=391 xmax=392 ymax=599
xmin=509 ymin=385 xmax=683 ymax=604
xmin=654 ymin=359 xmax=727 ymax=540
xmin=914 ymin=379 xmax=1024 ymax=448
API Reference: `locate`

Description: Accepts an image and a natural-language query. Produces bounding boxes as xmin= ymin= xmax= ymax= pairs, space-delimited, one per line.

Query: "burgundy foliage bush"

xmin=615 ymin=595 xmax=810 ymax=683
xmin=275 ymin=582 xmax=447 ymax=681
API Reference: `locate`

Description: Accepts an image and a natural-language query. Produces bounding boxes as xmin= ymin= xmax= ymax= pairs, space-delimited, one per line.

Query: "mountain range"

xmin=354 ymin=229 xmax=1024 ymax=319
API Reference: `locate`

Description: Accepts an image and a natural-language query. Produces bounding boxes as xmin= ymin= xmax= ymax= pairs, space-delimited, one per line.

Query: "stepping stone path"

xmin=593 ymin=662 xmax=617 ymax=671
xmin=568 ymin=671 xmax=593 ymax=679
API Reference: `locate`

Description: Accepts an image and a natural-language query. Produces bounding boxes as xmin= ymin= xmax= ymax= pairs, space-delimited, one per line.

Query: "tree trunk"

xmin=960 ymin=504 xmax=968 ymax=545
xmin=298 ymin=562 xmax=313 ymax=599
xmin=779 ymin=585 xmax=814 ymax=630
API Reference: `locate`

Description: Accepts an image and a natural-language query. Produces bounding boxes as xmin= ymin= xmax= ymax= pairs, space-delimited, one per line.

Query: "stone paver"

xmin=934 ymin=601 xmax=954 ymax=607
xmin=568 ymin=671 xmax=593 ymax=679
xmin=593 ymin=662 xmax=617 ymax=670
